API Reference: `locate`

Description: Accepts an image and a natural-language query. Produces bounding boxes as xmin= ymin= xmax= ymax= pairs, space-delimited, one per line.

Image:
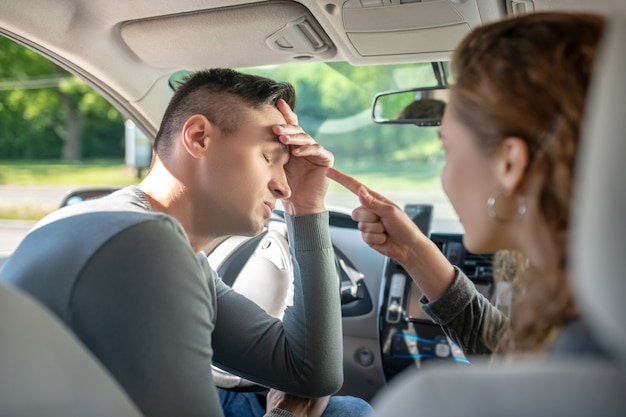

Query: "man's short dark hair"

xmin=154 ymin=68 xmax=296 ymax=158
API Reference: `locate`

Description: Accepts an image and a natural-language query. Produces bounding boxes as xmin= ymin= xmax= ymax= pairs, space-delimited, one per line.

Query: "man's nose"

xmin=270 ymin=175 xmax=291 ymax=199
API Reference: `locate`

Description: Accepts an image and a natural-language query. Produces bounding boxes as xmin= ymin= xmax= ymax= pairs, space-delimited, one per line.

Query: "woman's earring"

xmin=487 ymin=191 xmax=526 ymax=223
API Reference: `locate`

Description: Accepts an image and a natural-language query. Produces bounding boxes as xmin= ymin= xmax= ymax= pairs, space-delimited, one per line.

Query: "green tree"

xmin=0 ymin=36 xmax=123 ymax=161
xmin=244 ymin=61 xmax=440 ymax=163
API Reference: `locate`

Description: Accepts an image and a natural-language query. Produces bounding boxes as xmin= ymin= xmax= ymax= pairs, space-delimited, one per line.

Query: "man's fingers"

xmin=294 ymin=145 xmax=334 ymax=166
xmin=276 ymin=132 xmax=316 ymax=147
xmin=276 ymin=98 xmax=298 ymax=125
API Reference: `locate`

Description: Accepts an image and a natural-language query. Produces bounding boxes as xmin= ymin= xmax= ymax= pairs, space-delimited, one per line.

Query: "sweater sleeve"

xmin=420 ymin=266 xmax=508 ymax=354
xmin=69 ymin=217 xmax=225 ymax=417
xmin=211 ymin=211 xmax=343 ymax=397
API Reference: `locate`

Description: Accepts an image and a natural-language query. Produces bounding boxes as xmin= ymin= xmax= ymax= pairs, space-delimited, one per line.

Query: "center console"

xmin=378 ymin=205 xmax=494 ymax=381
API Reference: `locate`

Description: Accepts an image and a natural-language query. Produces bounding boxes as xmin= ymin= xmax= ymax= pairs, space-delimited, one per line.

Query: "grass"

xmin=332 ymin=156 xmax=444 ymax=190
xmin=0 ymin=157 xmax=444 ymax=220
xmin=0 ymin=159 xmax=143 ymax=186
xmin=1 ymin=157 xmax=444 ymax=188
xmin=0 ymin=159 xmax=143 ymax=220
xmin=0 ymin=204 xmax=52 ymax=221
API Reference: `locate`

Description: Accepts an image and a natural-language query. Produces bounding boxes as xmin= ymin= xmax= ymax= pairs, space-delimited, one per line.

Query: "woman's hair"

xmin=450 ymin=12 xmax=605 ymax=353
xmin=154 ymin=68 xmax=296 ymax=159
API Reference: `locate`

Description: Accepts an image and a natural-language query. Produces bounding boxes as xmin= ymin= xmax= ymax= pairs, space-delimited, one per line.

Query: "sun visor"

xmin=120 ymin=1 xmax=336 ymax=69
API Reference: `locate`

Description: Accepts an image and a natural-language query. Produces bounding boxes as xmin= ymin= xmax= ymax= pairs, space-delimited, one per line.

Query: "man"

xmin=1 ymin=69 xmax=355 ymax=417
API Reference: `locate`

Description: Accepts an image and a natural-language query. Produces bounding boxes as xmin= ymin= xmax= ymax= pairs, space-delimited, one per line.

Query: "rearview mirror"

xmin=372 ymin=86 xmax=449 ymax=127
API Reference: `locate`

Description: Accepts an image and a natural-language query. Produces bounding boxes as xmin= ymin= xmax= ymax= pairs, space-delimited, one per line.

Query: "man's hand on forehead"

xmin=271 ymin=98 xmax=334 ymax=215
xmin=275 ymin=98 xmax=298 ymax=125
xmin=271 ymin=99 xmax=333 ymax=167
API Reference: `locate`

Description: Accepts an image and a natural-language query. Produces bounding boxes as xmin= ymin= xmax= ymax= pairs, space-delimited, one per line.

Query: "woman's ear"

xmin=181 ymin=114 xmax=212 ymax=159
xmin=496 ymin=137 xmax=530 ymax=192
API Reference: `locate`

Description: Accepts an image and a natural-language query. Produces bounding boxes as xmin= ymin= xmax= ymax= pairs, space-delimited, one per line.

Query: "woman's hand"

xmin=326 ymin=167 xmax=456 ymax=300
xmin=326 ymin=167 xmax=423 ymax=264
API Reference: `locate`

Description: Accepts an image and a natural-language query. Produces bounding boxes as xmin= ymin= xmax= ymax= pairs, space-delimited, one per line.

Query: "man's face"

xmin=197 ymin=104 xmax=291 ymax=238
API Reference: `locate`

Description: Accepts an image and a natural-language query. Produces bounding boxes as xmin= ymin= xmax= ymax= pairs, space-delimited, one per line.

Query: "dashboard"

xmin=208 ymin=206 xmax=494 ymax=401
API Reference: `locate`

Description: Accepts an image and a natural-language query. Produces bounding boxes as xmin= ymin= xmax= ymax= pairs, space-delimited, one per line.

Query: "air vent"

xmin=430 ymin=233 xmax=494 ymax=282
xmin=463 ymin=251 xmax=493 ymax=280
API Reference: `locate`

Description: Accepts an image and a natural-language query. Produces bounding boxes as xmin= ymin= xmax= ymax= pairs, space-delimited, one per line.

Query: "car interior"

xmin=0 ymin=281 xmax=143 ymax=416
xmin=0 ymin=0 xmax=625 ymax=415
xmin=372 ymin=15 xmax=626 ymax=415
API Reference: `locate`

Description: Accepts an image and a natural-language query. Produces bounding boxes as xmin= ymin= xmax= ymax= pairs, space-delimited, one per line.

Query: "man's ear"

xmin=181 ymin=114 xmax=213 ymax=159
xmin=496 ymin=137 xmax=530 ymax=192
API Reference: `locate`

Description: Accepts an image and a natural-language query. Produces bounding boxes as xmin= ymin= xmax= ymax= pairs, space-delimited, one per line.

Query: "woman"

xmin=327 ymin=12 xmax=606 ymax=357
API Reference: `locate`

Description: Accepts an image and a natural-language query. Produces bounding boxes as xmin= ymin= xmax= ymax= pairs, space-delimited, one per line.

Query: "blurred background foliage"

xmin=1 ymin=36 xmax=442 ymax=169
xmin=0 ymin=36 xmax=124 ymax=161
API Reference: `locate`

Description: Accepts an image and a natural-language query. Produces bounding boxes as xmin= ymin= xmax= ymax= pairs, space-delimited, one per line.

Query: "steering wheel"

xmin=207 ymin=216 xmax=294 ymax=391
xmin=206 ymin=211 xmax=371 ymax=390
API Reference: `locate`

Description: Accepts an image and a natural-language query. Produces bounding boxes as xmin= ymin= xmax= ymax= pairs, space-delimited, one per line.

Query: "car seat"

xmin=569 ymin=13 xmax=626 ymax=373
xmin=0 ymin=281 xmax=143 ymax=417
xmin=370 ymin=16 xmax=626 ymax=417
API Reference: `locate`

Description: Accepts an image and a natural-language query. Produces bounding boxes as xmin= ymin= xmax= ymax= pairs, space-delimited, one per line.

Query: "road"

xmin=0 ymin=220 xmax=36 ymax=265
xmin=0 ymin=185 xmax=70 ymax=267
xmin=0 ymin=185 xmax=462 ymax=267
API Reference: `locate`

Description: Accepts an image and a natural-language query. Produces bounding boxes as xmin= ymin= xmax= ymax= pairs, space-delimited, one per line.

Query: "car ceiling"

xmin=0 ymin=0 xmax=624 ymax=138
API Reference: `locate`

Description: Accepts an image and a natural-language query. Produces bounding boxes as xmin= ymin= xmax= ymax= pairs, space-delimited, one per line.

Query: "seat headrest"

xmin=571 ymin=16 xmax=626 ymax=367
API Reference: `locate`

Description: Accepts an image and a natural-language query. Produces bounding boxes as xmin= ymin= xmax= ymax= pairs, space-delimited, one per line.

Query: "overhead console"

xmin=343 ymin=0 xmax=472 ymax=57
xmin=312 ymin=0 xmax=506 ymax=64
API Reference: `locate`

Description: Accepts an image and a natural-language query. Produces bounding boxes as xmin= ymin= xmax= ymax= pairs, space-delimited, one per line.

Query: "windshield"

xmin=202 ymin=62 xmax=461 ymax=234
